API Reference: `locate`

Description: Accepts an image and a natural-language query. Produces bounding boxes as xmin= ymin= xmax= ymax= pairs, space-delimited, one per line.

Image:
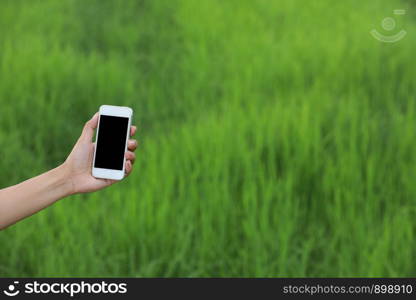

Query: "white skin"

xmin=0 ymin=113 xmax=138 ymax=230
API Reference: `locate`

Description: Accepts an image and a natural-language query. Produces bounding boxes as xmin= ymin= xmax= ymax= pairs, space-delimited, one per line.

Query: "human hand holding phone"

xmin=64 ymin=111 xmax=138 ymax=194
xmin=0 ymin=109 xmax=138 ymax=230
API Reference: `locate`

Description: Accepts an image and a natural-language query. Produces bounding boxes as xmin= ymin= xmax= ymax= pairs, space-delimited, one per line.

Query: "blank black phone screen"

xmin=94 ymin=115 xmax=129 ymax=170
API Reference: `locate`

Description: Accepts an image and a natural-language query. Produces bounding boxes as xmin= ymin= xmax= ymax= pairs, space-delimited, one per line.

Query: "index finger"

xmin=130 ymin=125 xmax=137 ymax=137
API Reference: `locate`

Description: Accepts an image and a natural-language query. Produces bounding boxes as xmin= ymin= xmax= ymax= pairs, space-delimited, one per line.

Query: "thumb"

xmin=81 ymin=113 xmax=99 ymax=142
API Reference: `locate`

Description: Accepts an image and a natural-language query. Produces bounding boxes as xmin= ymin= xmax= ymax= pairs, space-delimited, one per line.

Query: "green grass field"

xmin=1 ymin=0 xmax=416 ymax=277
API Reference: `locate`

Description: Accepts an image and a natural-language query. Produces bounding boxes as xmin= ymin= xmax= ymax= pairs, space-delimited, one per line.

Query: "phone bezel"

xmin=92 ymin=105 xmax=133 ymax=180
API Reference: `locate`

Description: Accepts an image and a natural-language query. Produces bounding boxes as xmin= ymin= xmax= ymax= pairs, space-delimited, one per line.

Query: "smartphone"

xmin=92 ymin=105 xmax=133 ymax=180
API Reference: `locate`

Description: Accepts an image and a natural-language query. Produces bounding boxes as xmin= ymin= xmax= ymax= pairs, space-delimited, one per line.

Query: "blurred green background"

xmin=1 ymin=0 xmax=416 ymax=277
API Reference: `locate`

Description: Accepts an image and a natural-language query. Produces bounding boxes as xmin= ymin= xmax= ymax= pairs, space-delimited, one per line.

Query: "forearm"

xmin=0 ymin=164 xmax=73 ymax=230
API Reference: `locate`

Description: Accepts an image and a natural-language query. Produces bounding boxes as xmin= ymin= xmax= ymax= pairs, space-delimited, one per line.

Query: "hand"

xmin=63 ymin=113 xmax=138 ymax=194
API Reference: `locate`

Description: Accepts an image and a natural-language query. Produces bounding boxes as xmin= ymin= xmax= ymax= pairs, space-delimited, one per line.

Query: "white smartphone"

xmin=92 ymin=105 xmax=133 ymax=180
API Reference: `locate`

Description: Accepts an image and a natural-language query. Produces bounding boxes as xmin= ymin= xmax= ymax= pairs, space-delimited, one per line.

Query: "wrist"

xmin=55 ymin=163 xmax=76 ymax=196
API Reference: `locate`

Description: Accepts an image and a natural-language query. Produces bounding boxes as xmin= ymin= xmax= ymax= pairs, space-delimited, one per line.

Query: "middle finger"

xmin=127 ymin=139 xmax=138 ymax=151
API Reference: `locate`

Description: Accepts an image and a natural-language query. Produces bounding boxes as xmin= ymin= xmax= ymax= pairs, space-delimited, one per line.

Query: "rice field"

xmin=0 ymin=0 xmax=416 ymax=277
